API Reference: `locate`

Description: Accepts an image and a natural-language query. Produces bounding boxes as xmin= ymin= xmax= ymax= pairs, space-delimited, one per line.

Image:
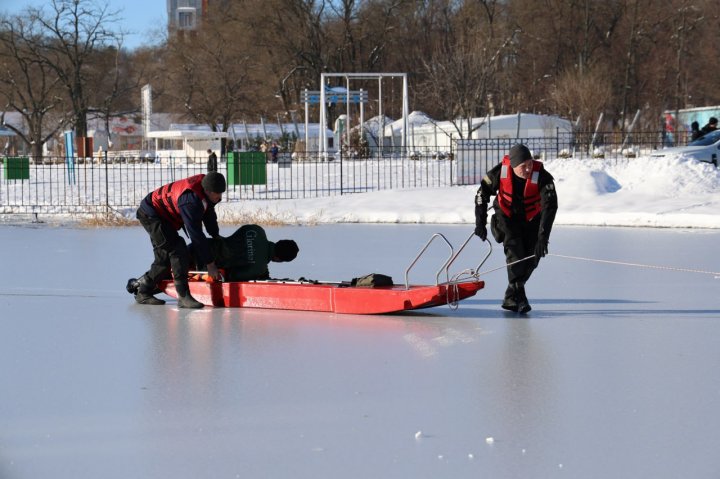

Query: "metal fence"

xmin=0 ymin=148 xmax=457 ymax=216
xmin=0 ymin=130 xmax=673 ymax=216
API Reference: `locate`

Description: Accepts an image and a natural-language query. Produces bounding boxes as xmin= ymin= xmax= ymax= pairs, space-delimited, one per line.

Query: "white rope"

xmin=447 ymin=269 xmax=478 ymax=309
xmin=475 ymin=255 xmax=536 ymax=277
xmin=446 ymin=248 xmax=719 ymax=312
xmin=473 ymin=252 xmax=720 ymax=278
xmin=548 ymin=253 xmax=720 ymax=277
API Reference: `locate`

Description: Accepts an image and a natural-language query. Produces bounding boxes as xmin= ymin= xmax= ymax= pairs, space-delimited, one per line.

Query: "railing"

xmin=0 ymin=130 xmax=678 ymax=216
xmin=0 ymin=147 xmax=457 ymax=215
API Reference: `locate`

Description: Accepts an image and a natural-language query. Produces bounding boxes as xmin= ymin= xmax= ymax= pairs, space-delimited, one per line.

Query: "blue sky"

xmin=1 ymin=0 xmax=167 ymax=50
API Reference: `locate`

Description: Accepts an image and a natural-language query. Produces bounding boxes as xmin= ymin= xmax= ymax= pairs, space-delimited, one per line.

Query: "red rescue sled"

xmin=160 ymin=232 xmax=491 ymax=314
xmin=159 ymin=279 xmax=484 ymax=314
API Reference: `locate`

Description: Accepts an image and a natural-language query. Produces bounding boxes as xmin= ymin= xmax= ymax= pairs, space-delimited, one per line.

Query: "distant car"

xmin=651 ymin=129 xmax=720 ymax=166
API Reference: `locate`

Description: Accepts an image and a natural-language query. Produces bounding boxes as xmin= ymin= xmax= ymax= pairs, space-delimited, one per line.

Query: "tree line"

xmin=1 ymin=0 xmax=718 ymax=158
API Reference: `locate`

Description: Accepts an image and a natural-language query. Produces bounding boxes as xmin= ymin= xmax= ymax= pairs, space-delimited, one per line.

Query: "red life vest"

xmin=498 ymin=155 xmax=543 ymax=220
xmin=150 ymin=174 xmax=209 ymax=230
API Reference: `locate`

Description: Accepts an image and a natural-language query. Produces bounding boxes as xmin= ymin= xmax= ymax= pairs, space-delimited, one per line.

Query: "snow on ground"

xmin=1 ymin=154 xmax=718 ymax=228
xmin=215 ymin=155 xmax=720 ymax=228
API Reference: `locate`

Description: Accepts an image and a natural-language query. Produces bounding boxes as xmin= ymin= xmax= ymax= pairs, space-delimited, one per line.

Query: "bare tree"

xmin=90 ymin=45 xmax=145 ymax=149
xmin=0 ymin=14 xmax=70 ymax=159
xmin=324 ymin=0 xmax=407 ymax=72
xmin=162 ymin=4 xmax=261 ymax=135
xmin=245 ymin=0 xmax=330 ymax=116
xmin=27 ymin=0 xmax=123 ymax=138
xmin=4 ymin=0 xmax=720 ymax=146
xmin=419 ymin=0 xmax=515 ymax=138
xmin=669 ymin=1 xmax=704 ymax=120
xmin=550 ymin=65 xmax=613 ymax=131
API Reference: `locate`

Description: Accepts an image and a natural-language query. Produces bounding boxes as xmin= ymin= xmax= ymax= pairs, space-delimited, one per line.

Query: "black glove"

xmin=474 ymin=203 xmax=488 ymax=241
xmin=534 ymin=236 xmax=548 ymax=261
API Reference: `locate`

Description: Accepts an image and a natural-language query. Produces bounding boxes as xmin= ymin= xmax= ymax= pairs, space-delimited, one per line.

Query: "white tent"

xmin=384 ymin=111 xmax=434 ymax=135
xmin=470 ymin=113 xmax=572 ymax=138
xmin=384 ymin=111 xmax=435 ymax=148
xmin=396 ymin=113 xmax=572 ymax=151
xmin=352 ymin=115 xmax=394 ymax=149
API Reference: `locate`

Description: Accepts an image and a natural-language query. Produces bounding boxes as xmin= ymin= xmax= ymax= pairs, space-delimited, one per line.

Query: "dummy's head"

xmin=273 ymin=240 xmax=299 ymax=262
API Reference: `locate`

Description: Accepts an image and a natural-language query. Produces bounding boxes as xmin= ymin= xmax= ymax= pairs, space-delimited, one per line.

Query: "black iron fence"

xmin=0 ymin=130 xmax=673 ymax=216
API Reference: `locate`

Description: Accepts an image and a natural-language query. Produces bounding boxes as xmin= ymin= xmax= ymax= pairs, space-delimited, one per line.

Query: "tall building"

xmin=167 ymin=0 xmax=208 ymax=31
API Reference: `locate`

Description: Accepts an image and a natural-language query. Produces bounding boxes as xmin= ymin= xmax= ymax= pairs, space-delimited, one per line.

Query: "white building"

xmin=167 ymin=0 xmax=205 ymax=31
xmin=386 ymin=112 xmax=572 ymax=152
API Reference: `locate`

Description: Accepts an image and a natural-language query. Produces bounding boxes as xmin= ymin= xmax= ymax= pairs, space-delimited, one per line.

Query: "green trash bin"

xmin=4 ymin=156 xmax=30 ymax=180
xmin=227 ymin=152 xmax=267 ymax=186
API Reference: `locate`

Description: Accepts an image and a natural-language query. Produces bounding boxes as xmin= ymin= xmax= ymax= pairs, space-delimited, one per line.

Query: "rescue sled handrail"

xmin=404 ymin=233 xmax=454 ymax=289
xmin=445 ymin=233 xmax=493 ymax=281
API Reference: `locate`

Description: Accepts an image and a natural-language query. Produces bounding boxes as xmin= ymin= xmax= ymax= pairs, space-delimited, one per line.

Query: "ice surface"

xmin=1 ymin=224 xmax=720 ymax=478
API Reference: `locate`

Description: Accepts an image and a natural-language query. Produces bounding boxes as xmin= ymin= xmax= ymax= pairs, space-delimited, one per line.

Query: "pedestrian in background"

xmin=700 ymin=117 xmax=718 ymax=137
xmin=207 ymin=148 xmax=218 ymax=172
xmin=690 ymin=121 xmax=702 ymax=141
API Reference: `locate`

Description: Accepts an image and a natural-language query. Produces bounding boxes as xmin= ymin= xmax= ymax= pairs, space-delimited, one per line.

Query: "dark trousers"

xmin=492 ymin=213 xmax=541 ymax=285
xmin=136 ymin=209 xmax=189 ymax=287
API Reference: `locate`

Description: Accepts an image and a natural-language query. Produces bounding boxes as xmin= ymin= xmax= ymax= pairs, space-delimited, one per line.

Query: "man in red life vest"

xmin=127 ymin=172 xmax=226 ymax=308
xmin=474 ymin=144 xmax=558 ymax=314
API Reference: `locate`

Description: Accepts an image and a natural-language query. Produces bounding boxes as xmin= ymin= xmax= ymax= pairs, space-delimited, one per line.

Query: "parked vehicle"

xmin=650 ymin=129 xmax=720 ymax=166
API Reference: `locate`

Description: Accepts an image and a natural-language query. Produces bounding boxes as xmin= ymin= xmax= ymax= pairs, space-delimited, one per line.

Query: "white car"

xmin=651 ymin=130 xmax=720 ymax=166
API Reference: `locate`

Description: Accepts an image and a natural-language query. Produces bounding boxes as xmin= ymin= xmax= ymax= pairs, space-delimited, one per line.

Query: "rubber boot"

xmin=135 ymin=292 xmax=166 ymax=305
xmin=126 ymin=277 xmax=139 ymax=295
xmin=128 ymin=276 xmax=164 ymax=295
xmin=133 ymin=275 xmax=165 ymax=305
xmin=515 ymin=282 xmax=532 ymax=314
xmin=175 ymin=281 xmax=204 ymax=309
xmin=501 ymin=284 xmax=519 ymax=312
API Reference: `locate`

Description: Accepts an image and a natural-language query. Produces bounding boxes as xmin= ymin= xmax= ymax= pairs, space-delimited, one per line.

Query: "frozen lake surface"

xmin=1 ymin=224 xmax=719 ymax=478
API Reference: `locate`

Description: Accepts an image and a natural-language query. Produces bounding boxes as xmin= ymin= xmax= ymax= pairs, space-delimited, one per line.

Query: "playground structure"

xmin=304 ymin=73 xmax=409 ymax=159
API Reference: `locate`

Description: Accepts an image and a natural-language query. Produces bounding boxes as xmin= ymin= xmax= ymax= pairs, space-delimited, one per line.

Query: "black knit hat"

xmin=274 ymin=240 xmax=299 ymax=262
xmin=509 ymin=144 xmax=532 ymax=167
xmin=201 ymin=172 xmax=226 ymax=193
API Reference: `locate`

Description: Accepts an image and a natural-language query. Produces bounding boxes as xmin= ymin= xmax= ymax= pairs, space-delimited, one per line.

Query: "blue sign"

xmin=301 ymin=90 xmax=368 ymax=105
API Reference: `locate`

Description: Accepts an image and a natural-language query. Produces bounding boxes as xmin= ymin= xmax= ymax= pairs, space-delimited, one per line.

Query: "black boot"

xmin=501 ymin=284 xmax=519 ymax=312
xmin=515 ymin=282 xmax=532 ymax=314
xmin=175 ymin=281 xmax=204 ymax=309
xmin=133 ymin=275 xmax=165 ymax=305
xmin=128 ymin=276 xmax=164 ymax=295
xmin=135 ymin=292 xmax=166 ymax=305
xmin=126 ymin=277 xmax=139 ymax=295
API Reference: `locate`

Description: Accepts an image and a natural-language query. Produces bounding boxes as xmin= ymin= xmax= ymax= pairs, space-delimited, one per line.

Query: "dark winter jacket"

xmin=699 ymin=123 xmax=718 ymax=137
xmin=209 ymin=224 xmax=276 ymax=281
xmin=207 ymin=152 xmax=218 ymax=172
xmin=140 ymin=174 xmax=219 ymax=266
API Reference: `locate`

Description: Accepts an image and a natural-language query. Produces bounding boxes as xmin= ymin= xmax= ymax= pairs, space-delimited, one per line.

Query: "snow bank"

xmin=214 ymin=156 xmax=720 ymax=229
